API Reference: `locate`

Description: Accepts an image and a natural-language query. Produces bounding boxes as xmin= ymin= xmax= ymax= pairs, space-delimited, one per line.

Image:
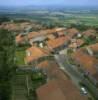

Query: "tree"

xmin=69 ymin=23 xmax=90 ymax=31
xmin=0 ymin=29 xmax=16 ymax=100
xmin=0 ymin=16 xmax=10 ymax=24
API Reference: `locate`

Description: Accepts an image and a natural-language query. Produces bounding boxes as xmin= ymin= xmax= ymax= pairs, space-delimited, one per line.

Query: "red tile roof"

xmin=69 ymin=39 xmax=84 ymax=48
xmin=27 ymin=32 xmax=40 ymax=39
xmin=37 ymin=60 xmax=68 ymax=80
xmin=36 ymin=79 xmax=88 ymax=100
xmin=46 ymin=36 xmax=70 ymax=50
xmin=16 ymin=34 xmax=26 ymax=44
xmin=88 ymin=43 xmax=98 ymax=52
xmin=83 ymin=29 xmax=96 ymax=37
xmin=27 ymin=28 xmax=66 ymax=39
xmin=72 ymin=49 xmax=97 ymax=75
xmin=25 ymin=46 xmax=50 ymax=63
xmin=37 ymin=80 xmax=66 ymax=100
xmin=66 ymin=28 xmax=79 ymax=38
xmin=47 ymin=34 xmax=56 ymax=40
xmin=76 ymin=39 xmax=85 ymax=46
xmin=37 ymin=60 xmax=50 ymax=69
xmin=37 ymin=60 xmax=88 ymax=100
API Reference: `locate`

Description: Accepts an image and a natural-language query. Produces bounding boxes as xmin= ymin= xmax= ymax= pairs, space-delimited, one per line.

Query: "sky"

xmin=0 ymin=0 xmax=98 ymax=6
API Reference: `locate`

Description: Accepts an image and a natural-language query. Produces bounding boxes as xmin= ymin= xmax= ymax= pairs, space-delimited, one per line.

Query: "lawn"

xmin=15 ymin=45 xmax=30 ymax=66
xmin=15 ymin=50 xmax=26 ymax=65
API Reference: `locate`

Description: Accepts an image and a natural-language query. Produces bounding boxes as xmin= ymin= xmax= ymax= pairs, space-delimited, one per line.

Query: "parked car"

xmin=80 ymin=87 xmax=88 ymax=95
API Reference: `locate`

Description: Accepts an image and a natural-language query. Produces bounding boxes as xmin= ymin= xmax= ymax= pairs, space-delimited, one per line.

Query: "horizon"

xmin=0 ymin=0 xmax=98 ymax=7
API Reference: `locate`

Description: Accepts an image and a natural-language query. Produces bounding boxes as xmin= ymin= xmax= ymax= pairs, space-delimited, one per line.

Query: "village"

xmin=14 ymin=25 xmax=98 ymax=100
xmin=1 ymin=0 xmax=98 ymax=100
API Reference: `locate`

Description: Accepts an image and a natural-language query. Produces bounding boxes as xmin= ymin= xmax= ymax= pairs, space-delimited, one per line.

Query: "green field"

xmin=15 ymin=50 xmax=26 ymax=65
xmin=1 ymin=9 xmax=98 ymax=28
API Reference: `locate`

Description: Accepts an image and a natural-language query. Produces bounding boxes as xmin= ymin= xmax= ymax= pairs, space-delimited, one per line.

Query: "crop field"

xmin=1 ymin=8 xmax=98 ymax=27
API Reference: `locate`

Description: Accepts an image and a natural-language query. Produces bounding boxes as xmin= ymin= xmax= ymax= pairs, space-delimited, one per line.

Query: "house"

xmin=72 ymin=49 xmax=98 ymax=83
xmin=46 ymin=31 xmax=65 ymax=41
xmin=55 ymin=28 xmax=66 ymax=34
xmin=28 ymin=28 xmax=66 ymax=40
xmin=55 ymin=28 xmax=66 ymax=32
xmin=88 ymin=43 xmax=98 ymax=53
xmin=37 ymin=60 xmax=50 ymax=69
xmin=36 ymin=79 xmax=88 ymax=100
xmin=15 ymin=34 xmax=26 ymax=45
xmin=46 ymin=36 xmax=70 ymax=52
xmin=0 ymin=22 xmax=32 ymax=32
xmin=27 ymin=28 xmax=66 ymax=45
xmin=27 ymin=29 xmax=51 ymax=40
xmin=57 ymin=31 xmax=66 ymax=37
xmin=27 ymin=32 xmax=41 ymax=40
xmin=45 ymin=28 xmax=66 ymax=36
xmin=76 ymin=39 xmax=85 ymax=47
xmin=29 ymin=36 xmax=46 ymax=46
xmin=69 ymin=39 xmax=85 ymax=49
xmin=24 ymin=46 xmax=50 ymax=64
xmin=86 ymin=43 xmax=98 ymax=59
xmin=82 ymin=29 xmax=96 ymax=38
xmin=36 ymin=80 xmax=66 ymax=100
xmin=46 ymin=34 xmax=56 ymax=40
xmin=36 ymin=60 xmax=88 ymax=100
xmin=66 ymin=28 xmax=79 ymax=38
xmin=37 ymin=60 xmax=68 ymax=80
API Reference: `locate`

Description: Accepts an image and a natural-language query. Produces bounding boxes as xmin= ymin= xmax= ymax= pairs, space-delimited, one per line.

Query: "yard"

xmin=15 ymin=50 xmax=26 ymax=65
xmin=15 ymin=45 xmax=30 ymax=66
xmin=11 ymin=69 xmax=47 ymax=100
xmin=30 ymin=71 xmax=46 ymax=90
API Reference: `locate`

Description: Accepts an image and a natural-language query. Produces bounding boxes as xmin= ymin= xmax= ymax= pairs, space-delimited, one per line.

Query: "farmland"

xmin=1 ymin=6 xmax=98 ymax=28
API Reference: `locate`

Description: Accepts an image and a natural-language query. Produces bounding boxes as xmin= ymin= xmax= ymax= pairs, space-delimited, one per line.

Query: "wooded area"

xmin=0 ymin=29 xmax=16 ymax=100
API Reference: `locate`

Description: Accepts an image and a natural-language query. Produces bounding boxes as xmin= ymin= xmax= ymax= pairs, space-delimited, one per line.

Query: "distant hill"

xmin=0 ymin=5 xmax=98 ymax=14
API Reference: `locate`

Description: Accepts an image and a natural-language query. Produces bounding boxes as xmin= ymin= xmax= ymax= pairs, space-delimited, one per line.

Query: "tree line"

xmin=0 ymin=29 xmax=16 ymax=100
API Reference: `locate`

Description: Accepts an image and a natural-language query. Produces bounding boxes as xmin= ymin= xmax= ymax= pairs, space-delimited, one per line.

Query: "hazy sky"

xmin=0 ymin=0 xmax=98 ymax=6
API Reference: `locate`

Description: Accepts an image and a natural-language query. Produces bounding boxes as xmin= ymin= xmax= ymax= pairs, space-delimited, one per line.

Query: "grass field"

xmin=15 ymin=50 xmax=25 ymax=65
xmin=15 ymin=45 xmax=30 ymax=66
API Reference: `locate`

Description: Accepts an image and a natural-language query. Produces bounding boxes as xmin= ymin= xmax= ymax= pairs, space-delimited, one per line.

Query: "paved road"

xmin=55 ymin=54 xmax=83 ymax=85
xmin=55 ymin=54 xmax=98 ymax=99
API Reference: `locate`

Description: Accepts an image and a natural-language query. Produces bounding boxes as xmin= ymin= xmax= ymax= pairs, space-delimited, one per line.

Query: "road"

xmin=55 ymin=54 xmax=83 ymax=85
xmin=55 ymin=54 xmax=98 ymax=99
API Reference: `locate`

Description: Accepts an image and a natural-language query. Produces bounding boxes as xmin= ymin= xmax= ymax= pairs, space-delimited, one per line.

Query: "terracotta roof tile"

xmin=88 ymin=43 xmax=98 ymax=52
xmin=73 ymin=50 xmax=97 ymax=75
xmin=27 ymin=32 xmax=40 ymax=39
xmin=25 ymin=46 xmax=50 ymax=63
xmin=46 ymin=36 xmax=70 ymax=50
xmin=66 ymin=28 xmax=79 ymax=38
xmin=36 ymin=79 xmax=88 ymax=100
xmin=16 ymin=34 xmax=26 ymax=44
xmin=83 ymin=29 xmax=96 ymax=37
xmin=37 ymin=60 xmax=50 ymax=69
xmin=37 ymin=60 xmax=68 ymax=80
xmin=69 ymin=39 xmax=84 ymax=48
xmin=28 ymin=28 xmax=66 ymax=39
xmin=47 ymin=34 xmax=56 ymax=40
xmin=37 ymin=60 xmax=88 ymax=100
xmin=76 ymin=39 xmax=85 ymax=47
xmin=36 ymin=80 xmax=66 ymax=100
